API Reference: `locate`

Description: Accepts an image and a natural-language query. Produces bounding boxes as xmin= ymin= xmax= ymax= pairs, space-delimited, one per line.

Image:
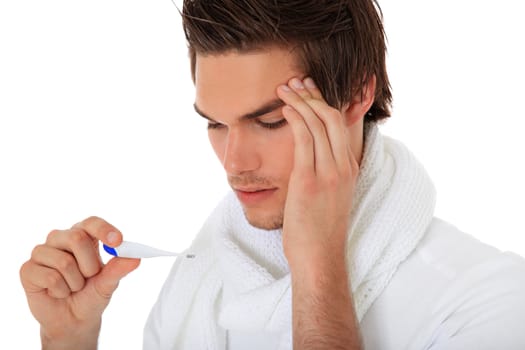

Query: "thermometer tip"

xmin=103 ymin=244 xmax=117 ymax=256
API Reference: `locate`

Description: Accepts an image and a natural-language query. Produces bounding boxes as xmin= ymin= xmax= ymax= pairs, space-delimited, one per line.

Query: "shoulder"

xmin=416 ymin=218 xmax=521 ymax=274
xmin=400 ymin=217 xmax=525 ymax=297
xmin=361 ymin=218 xmax=525 ymax=350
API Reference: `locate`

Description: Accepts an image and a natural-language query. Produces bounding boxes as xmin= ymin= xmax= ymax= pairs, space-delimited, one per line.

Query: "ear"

xmin=342 ymin=75 xmax=376 ymax=126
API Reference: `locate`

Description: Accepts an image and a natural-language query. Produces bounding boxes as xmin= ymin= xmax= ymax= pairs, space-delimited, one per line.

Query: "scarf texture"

xmin=149 ymin=123 xmax=436 ymax=349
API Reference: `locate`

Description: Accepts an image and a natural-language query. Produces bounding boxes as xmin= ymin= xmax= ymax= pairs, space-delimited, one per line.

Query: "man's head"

xmin=183 ymin=0 xmax=391 ymax=121
xmin=183 ymin=0 xmax=391 ymax=229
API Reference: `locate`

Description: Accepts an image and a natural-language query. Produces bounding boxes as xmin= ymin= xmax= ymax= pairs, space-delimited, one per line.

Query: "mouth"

xmin=234 ymin=187 xmax=278 ymax=205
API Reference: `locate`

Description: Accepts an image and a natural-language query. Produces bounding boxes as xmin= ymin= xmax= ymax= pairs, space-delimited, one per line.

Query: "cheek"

xmin=262 ymin=127 xmax=295 ymax=180
xmin=208 ymin=131 xmax=226 ymax=160
xmin=207 ymin=126 xmax=296 ymax=178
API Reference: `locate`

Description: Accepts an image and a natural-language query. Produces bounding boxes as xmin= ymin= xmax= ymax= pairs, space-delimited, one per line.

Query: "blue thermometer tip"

xmin=103 ymin=244 xmax=118 ymax=257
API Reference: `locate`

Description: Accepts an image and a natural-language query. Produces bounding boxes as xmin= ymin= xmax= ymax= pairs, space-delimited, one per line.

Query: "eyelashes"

xmin=207 ymin=118 xmax=288 ymax=130
xmin=206 ymin=122 xmax=222 ymax=130
xmin=257 ymin=118 xmax=287 ymax=129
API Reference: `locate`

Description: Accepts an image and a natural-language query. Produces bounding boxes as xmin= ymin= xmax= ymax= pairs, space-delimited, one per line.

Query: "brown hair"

xmin=182 ymin=0 xmax=392 ymax=122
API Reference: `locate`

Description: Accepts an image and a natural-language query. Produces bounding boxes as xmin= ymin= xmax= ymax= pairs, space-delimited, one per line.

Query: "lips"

xmin=234 ymin=187 xmax=271 ymax=193
xmin=234 ymin=187 xmax=277 ymax=205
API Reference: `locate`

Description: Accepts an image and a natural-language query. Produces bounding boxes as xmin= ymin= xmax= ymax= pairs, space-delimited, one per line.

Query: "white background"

xmin=1 ymin=0 xmax=524 ymax=348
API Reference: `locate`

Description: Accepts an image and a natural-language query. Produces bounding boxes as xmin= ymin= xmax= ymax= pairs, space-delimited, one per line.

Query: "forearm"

xmin=290 ymin=250 xmax=362 ymax=350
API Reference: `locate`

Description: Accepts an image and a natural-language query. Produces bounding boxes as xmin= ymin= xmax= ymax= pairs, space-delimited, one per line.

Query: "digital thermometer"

xmin=102 ymin=241 xmax=195 ymax=259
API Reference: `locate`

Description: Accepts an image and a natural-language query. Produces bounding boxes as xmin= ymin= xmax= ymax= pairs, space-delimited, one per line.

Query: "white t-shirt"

xmin=360 ymin=218 xmax=525 ymax=349
xmin=144 ymin=218 xmax=525 ymax=349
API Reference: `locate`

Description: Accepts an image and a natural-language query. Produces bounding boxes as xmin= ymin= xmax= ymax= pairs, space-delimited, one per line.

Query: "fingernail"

xmin=290 ymin=78 xmax=304 ymax=89
xmin=279 ymin=85 xmax=291 ymax=92
xmin=107 ymin=231 xmax=119 ymax=244
xmin=304 ymin=77 xmax=316 ymax=89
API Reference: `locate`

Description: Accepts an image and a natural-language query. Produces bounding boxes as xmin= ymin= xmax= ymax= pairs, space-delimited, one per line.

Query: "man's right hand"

xmin=19 ymin=216 xmax=141 ymax=350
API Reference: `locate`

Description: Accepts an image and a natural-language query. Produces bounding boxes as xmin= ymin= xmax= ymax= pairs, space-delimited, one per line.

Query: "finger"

xmin=31 ymin=245 xmax=86 ymax=292
xmin=278 ymin=84 xmax=335 ymax=173
xmin=296 ymin=77 xmax=349 ymax=172
xmin=289 ymin=77 xmax=314 ymax=100
xmin=76 ymin=257 xmax=141 ymax=316
xmin=281 ymin=104 xmax=314 ymax=173
xmin=302 ymin=98 xmax=350 ymax=173
xmin=93 ymin=258 xmax=140 ymax=298
xmin=296 ymin=76 xmax=351 ymax=173
xmin=294 ymin=77 xmax=351 ymax=174
xmin=46 ymin=228 xmax=102 ymax=278
xmin=73 ymin=216 xmax=123 ymax=247
xmin=20 ymin=261 xmax=71 ymax=299
xmin=303 ymin=77 xmax=326 ymax=101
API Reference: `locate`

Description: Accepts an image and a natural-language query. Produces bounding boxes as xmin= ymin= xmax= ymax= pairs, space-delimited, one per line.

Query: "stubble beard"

xmin=242 ymin=206 xmax=284 ymax=231
xmin=229 ymin=174 xmax=285 ymax=230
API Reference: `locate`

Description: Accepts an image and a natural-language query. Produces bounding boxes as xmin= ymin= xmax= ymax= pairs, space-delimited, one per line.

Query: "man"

xmin=19 ymin=0 xmax=525 ymax=349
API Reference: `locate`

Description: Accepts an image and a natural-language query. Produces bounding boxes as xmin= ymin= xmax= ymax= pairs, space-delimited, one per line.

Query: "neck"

xmin=348 ymin=119 xmax=365 ymax=166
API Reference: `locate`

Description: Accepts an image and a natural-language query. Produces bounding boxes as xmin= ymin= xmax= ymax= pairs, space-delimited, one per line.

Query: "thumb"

xmin=94 ymin=257 xmax=141 ymax=298
xmin=81 ymin=257 xmax=140 ymax=315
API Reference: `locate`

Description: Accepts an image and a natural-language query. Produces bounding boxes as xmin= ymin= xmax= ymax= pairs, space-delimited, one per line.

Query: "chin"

xmin=243 ymin=208 xmax=283 ymax=231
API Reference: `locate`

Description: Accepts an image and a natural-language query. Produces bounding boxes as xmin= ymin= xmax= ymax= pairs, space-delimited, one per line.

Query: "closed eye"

xmin=207 ymin=118 xmax=287 ymax=130
xmin=256 ymin=118 xmax=287 ymax=129
xmin=207 ymin=121 xmax=225 ymax=130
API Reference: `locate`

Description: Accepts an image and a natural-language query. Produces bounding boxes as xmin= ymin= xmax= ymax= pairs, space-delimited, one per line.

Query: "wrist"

xmin=41 ymin=322 xmax=100 ymax=350
xmin=286 ymin=241 xmax=347 ymax=272
xmin=289 ymin=249 xmax=349 ymax=290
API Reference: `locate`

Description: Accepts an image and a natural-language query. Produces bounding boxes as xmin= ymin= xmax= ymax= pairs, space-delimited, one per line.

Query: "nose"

xmin=222 ymin=128 xmax=260 ymax=175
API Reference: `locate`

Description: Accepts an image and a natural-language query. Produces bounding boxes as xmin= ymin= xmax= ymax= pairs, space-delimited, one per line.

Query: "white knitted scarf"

xmin=151 ymin=123 xmax=436 ymax=349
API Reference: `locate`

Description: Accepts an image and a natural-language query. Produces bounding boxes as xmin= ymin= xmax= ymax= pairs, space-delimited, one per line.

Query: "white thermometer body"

xmin=103 ymin=241 xmax=195 ymax=259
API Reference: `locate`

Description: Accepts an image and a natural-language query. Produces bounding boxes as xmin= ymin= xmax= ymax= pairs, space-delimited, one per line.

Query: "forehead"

xmin=194 ymin=48 xmax=303 ymax=121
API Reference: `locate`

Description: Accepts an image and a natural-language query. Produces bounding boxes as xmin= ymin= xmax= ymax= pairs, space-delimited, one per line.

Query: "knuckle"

xmin=69 ymin=228 xmax=90 ymax=247
xmin=299 ymin=175 xmax=318 ymax=194
xmin=300 ymin=93 xmax=314 ymax=102
xmin=309 ymin=116 xmax=324 ymax=131
xmin=78 ymin=216 xmax=116 ymax=239
xmin=339 ymin=165 xmax=352 ymax=179
xmin=323 ymin=173 xmax=340 ymax=189
xmin=309 ymin=99 xmax=324 ymax=109
xmin=19 ymin=261 xmax=31 ymax=280
xmin=84 ymin=215 xmax=102 ymax=223
xmin=45 ymin=270 xmax=64 ymax=289
xmin=19 ymin=262 xmax=42 ymax=292
xmin=30 ymin=244 xmax=45 ymax=260
xmin=80 ymin=215 xmax=104 ymax=229
xmin=57 ymin=254 xmax=77 ymax=274
xmin=46 ymin=229 xmax=61 ymax=242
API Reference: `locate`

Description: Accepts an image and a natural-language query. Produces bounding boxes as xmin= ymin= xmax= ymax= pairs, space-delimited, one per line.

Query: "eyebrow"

xmin=193 ymin=99 xmax=285 ymax=123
